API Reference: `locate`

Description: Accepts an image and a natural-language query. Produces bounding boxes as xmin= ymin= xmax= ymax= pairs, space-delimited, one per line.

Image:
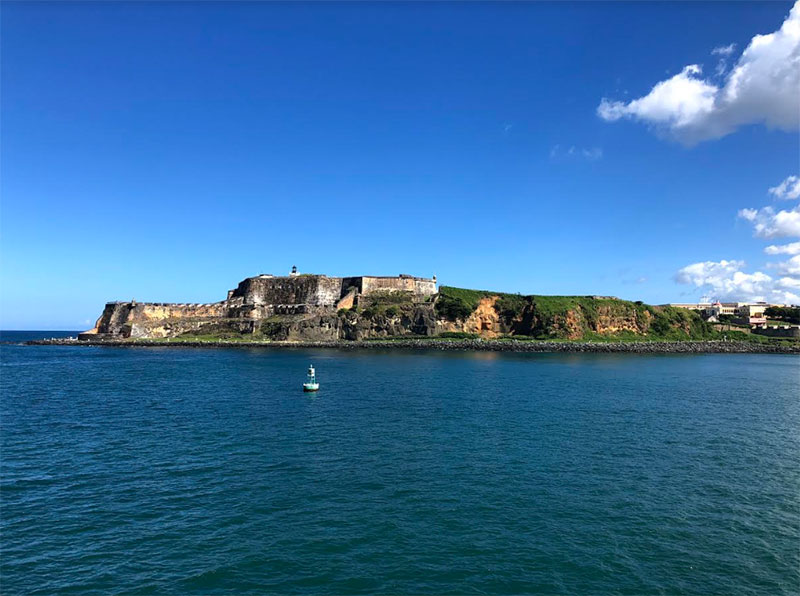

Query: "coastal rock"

xmin=31 ymin=337 xmax=800 ymax=354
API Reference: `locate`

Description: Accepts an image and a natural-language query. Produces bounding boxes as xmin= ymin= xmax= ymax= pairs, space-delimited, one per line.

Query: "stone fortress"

xmin=77 ymin=267 xmax=794 ymax=344
xmin=80 ymin=267 xmax=437 ymax=340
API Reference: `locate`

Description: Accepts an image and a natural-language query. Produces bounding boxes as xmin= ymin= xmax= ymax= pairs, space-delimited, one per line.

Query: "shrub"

xmin=644 ymin=306 xmax=713 ymax=340
xmin=359 ymin=291 xmax=413 ymax=320
xmin=650 ymin=314 xmax=672 ymax=336
xmin=495 ymin=294 xmax=527 ymax=322
xmin=435 ymin=286 xmax=495 ymax=321
xmin=765 ymin=306 xmax=800 ymax=324
xmin=435 ymin=293 xmax=475 ymax=321
xmin=438 ymin=331 xmax=480 ymax=339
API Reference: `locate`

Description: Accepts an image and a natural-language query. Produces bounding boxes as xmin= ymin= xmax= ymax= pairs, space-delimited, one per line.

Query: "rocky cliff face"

xmin=432 ymin=289 xmax=710 ymax=341
xmin=437 ymin=297 xmax=504 ymax=337
xmin=504 ymin=300 xmax=653 ymax=339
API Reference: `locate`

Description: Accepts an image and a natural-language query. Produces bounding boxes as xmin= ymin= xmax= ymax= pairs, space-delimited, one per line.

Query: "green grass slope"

xmin=435 ymin=286 xmax=716 ymax=341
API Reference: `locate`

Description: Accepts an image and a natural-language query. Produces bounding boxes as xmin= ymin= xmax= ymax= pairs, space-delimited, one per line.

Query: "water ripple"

xmin=2 ymin=343 xmax=798 ymax=594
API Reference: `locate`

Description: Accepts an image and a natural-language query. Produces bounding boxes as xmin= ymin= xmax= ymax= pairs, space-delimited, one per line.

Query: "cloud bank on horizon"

xmin=597 ymin=1 xmax=800 ymax=145
xmin=675 ymin=173 xmax=800 ymax=304
xmin=675 ymin=258 xmax=800 ymax=305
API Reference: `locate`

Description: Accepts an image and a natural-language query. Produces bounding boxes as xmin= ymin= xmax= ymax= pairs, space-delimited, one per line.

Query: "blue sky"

xmin=2 ymin=1 xmax=798 ymax=329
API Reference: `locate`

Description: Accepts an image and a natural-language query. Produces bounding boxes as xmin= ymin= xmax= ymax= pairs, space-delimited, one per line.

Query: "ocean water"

xmin=1 ymin=332 xmax=798 ymax=595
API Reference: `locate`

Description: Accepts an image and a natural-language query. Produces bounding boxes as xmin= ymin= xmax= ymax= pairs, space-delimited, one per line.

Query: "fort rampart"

xmin=80 ymin=272 xmax=437 ymax=340
xmin=752 ymin=325 xmax=800 ymax=339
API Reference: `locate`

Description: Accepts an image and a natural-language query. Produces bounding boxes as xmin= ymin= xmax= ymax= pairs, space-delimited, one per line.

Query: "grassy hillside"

xmin=435 ymin=285 xmax=716 ymax=341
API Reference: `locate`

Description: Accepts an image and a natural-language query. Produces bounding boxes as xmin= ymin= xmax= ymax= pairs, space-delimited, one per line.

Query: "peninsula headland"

xmin=52 ymin=268 xmax=797 ymax=353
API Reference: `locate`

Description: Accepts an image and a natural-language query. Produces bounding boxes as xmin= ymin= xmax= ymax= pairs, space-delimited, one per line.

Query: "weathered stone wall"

xmin=99 ymin=302 xmax=134 ymax=335
xmin=137 ymin=303 xmax=227 ymax=320
xmin=80 ymin=272 xmax=438 ymax=340
xmin=228 ymin=274 xmax=434 ymax=307
xmin=230 ymin=275 xmax=344 ymax=307
xmin=361 ymin=276 xmax=436 ymax=297
xmin=314 ymin=276 xmax=344 ymax=306
xmin=85 ymin=301 xmax=230 ymax=339
xmin=80 ymin=302 xmax=133 ymax=339
xmin=753 ymin=326 xmax=800 ymax=339
xmin=412 ymin=278 xmax=437 ymax=296
xmin=335 ymin=287 xmax=358 ymax=310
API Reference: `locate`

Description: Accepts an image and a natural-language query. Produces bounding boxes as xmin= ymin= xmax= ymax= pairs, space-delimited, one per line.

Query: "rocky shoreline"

xmin=25 ymin=338 xmax=800 ymax=354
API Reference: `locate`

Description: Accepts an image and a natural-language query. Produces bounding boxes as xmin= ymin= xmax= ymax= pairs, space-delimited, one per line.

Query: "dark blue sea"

xmin=2 ymin=331 xmax=798 ymax=594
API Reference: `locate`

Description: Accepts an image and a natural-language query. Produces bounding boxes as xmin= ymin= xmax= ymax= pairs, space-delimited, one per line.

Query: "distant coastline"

xmin=26 ymin=337 xmax=800 ymax=354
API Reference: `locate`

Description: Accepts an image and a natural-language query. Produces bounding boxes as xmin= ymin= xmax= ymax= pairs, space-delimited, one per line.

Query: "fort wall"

xmin=79 ymin=300 xmax=230 ymax=340
xmin=753 ymin=326 xmax=800 ymax=339
xmin=229 ymin=273 xmax=436 ymax=307
xmin=229 ymin=275 xmax=345 ymax=307
xmin=360 ymin=276 xmax=436 ymax=297
xmin=80 ymin=272 xmax=437 ymax=340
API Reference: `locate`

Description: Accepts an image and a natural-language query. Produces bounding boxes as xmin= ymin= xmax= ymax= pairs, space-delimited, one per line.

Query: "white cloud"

xmin=770 ymin=254 xmax=800 ymax=275
xmin=712 ymin=44 xmax=737 ymax=76
xmin=674 ymin=259 xmax=745 ymax=287
xmin=777 ymin=274 xmax=800 ymax=289
xmin=676 ymin=178 xmax=800 ymax=304
xmin=598 ymin=1 xmax=800 ymax=144
xmin=738 ymin=203 xmax=800 ymax=238
xmin=549 ymin=144 xmax=603 ymax=161
xmin=770 ymin=288 xmax=800 ymax=305
xmin=712 ymin=43 xmax=736 ymax=56
xmin=597 ymin=65 xmax=718 ymax=131
xmin=768 ymin=175 xmax=800 ymax=200
xmin=765 ymin=241 xmax=800 ymax=255
xmin=581 ymin=147 xmax=603 ymax=160
xmin=674 ymin=259 xmax=800 ymax=303
xmin=738 ymin=208 xmax=758 ymax=221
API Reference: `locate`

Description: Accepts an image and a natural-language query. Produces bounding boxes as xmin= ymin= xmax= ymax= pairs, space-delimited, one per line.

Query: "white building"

xmin=668 ymin=301 xmax=769 ymax=326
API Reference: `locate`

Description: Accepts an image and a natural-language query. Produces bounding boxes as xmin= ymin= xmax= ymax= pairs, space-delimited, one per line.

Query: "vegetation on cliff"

xmin=434 ymin=286 xmax=492 ymax=321
xmin=358 ymin=290 xmax=415 ymax=319
xmin=436 ymin=285 xmax=716 ymax=341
